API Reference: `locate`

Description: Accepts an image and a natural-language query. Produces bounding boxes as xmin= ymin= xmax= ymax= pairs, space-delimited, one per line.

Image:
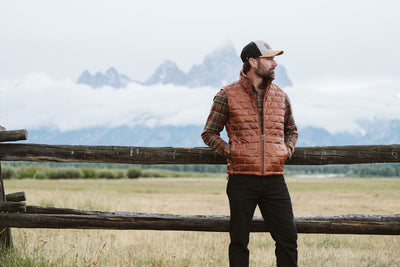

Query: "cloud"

xmin=1 ymin=73 xmax=400 ymax=134
xmin=0 ymin=73 xmax=216 ymax=131
xmin=288 ymin=77 xmax=400 ymax=133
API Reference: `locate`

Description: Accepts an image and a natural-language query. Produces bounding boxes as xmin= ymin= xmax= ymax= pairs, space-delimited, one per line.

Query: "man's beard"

xmin=255 ymin=66 xmax=275 ymax=80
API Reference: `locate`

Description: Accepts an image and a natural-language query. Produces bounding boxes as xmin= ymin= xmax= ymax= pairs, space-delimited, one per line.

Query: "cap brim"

xmin=260 ymin=50 xmax=284 ymax=58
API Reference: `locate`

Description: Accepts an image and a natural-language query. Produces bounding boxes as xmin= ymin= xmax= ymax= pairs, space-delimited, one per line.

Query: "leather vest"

xmin=223 ymin=73 xmax=288 ymax=176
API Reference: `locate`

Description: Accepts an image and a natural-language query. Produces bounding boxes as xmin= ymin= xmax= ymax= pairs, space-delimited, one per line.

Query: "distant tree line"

xmin=3 ymin=162 xmax=228 ymax=174
xmin=1 ymin=162 xmax=400 ymax=179
xmin=285 ymin=164 xmax=400 ymax=177
xmin=0 ymin=165 xmax=222 ymax=180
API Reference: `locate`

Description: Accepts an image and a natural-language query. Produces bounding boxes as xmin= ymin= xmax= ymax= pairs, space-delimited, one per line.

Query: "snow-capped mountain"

xmin=144 ymin=60 xmax=188 ymax=86
xmin=77 ymin=67 xmax=133 ymax=88
xmin=185 ymin=43 xmax=292 ymax=88
xmin=184 ymin=43 xmax=242 ymax=88
xmin=77 ymin=42 xmax=292 ymax=89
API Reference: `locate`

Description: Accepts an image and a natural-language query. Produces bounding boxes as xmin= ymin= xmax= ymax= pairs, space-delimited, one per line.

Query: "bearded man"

xmin=202 ymin=40 xmax=299 ymax=267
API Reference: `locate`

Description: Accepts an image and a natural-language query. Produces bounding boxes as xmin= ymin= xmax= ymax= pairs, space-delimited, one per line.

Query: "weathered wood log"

xmin=0 ymin=143 xmax=399 ymax=165
xmin=27 ymin=205 xmax=107 ymax=215
xmin=5 ymin=192 xmax=26 ymax=202
xmin=0 ymin=201 xmax=26 ymax=213
xmin=0 ymin=163 xmax=12 ymax=248
xmin=0 ymin=144 xmax=224 ymax=164
xmin=0 ymin=130 xmax=28 ymax=143
xmin=291 ymin=145 xmax=400 ymax=165
xmin=3 ymin=206 xmax=397 ymax=235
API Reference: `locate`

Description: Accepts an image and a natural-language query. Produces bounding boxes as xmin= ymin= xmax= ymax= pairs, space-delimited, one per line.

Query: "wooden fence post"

xmin=0 ymin=162 xmax=13 ymax=249
xmin=0 ymin=128 xmax=28 ymax=249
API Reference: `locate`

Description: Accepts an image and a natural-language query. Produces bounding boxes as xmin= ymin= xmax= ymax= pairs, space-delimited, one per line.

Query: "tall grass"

xmin=1 ymin=177 xmax=399 ymax=266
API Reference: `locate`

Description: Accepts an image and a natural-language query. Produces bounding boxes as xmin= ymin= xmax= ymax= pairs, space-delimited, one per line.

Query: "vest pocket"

xmin=279 ymin=143 xmax=289 ymax=162
xmin=229 ymin=142 xmax=241 ymax=170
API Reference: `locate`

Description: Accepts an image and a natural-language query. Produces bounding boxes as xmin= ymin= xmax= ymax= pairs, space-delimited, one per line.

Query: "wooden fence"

xmin=0 ymin=129 xmax=399 ymax=249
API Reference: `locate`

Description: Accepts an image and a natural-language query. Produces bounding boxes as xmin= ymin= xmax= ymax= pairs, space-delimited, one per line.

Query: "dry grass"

xmin=2 ymin=177 xmax=400 ymax=266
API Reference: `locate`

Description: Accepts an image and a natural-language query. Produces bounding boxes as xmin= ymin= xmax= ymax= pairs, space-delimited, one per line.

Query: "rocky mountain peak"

xmin=76 ymin=68 xmax=132 ymax=89
xmin=186 ymin=42 xmax=241 ymax=88
xmin=76 ymin=42 xmax=292 ymax=89
xmin=144 ymin=60 xmax=187 ymax=86
xmin=105 ymin=67 xmax=119 ymax=77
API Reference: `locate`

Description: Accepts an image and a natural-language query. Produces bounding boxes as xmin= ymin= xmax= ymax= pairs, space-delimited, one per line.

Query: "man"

xmin=201 ymin=40 xmax=298 ymax=267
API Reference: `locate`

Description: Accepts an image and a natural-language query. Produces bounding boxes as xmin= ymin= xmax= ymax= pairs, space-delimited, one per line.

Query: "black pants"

xmin=227 ymin=174 xmax=298 ymax=267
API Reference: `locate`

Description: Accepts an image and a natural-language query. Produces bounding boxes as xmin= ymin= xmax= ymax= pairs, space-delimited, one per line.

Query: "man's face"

xmin=255 ymin=57 xmax=277 ymax=80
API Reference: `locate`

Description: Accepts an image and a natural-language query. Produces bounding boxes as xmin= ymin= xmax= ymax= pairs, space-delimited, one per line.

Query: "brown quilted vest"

xmin=223 ymin=73 xmax=288 ymax=176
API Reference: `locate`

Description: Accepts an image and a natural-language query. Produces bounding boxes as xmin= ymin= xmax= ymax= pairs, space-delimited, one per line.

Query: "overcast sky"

xmin=1 ymin=0 xmax=400 ymax=134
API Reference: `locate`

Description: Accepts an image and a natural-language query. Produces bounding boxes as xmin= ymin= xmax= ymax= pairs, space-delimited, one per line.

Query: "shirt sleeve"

xmin=201 ymin=89 xmax=231 ymax=158
xmin=284 ymin=94 xmax=298 ymax=156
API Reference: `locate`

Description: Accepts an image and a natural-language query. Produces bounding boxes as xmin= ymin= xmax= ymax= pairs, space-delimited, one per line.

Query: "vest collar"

xmin=239 ymin=71 xmax=273 ymax=94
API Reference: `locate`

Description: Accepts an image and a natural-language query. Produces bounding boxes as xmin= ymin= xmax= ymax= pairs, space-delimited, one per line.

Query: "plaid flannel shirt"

xmin=201 ymin=85 xmax=298 ymax=159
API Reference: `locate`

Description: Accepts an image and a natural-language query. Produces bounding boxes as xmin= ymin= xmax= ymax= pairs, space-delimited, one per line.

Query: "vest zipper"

xmin=261 ymin=134 xmax=264 ymax=175
xmin=257 ymin=99 xmax=265 ymax=176
xmin=254 ymin=83 xmax=269 ymax=176
xmin=260 ymin=96 xmax=265 ymax=176
xmin=261 ymin=84 xmax=271 ymax=176
xmin=252 ymin=89 xmax=264 ymax=176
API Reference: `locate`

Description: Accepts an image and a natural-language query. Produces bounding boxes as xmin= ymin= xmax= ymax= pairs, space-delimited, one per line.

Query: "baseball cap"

xmin=240 ymin=40 xmax=283 ymax=63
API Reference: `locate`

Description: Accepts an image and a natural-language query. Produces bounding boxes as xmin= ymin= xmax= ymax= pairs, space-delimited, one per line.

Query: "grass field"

xmin=1 ymin=177 xmax=399 ymax=266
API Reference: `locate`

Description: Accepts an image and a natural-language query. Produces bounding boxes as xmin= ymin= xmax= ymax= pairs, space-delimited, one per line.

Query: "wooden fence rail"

xmin=0 ymin=206 xmax=395 ymax=235
xmin=0 ymin=130 xmax=27 ymax=143
xmin=0 ymin=143 xmax=400 ymax=165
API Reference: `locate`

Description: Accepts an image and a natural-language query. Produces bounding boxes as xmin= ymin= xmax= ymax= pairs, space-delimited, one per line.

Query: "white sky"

xmin=1 ymin=0 xmax=400 ymax=133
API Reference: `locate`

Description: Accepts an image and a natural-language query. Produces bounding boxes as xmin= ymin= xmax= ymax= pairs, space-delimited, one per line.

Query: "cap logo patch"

xmin=264 ymin=43 xmax=271 ymax=50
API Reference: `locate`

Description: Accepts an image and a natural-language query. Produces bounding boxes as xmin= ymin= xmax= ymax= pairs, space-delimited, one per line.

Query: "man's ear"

xmin=248 ymin=58 xmax=258 ymax=69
